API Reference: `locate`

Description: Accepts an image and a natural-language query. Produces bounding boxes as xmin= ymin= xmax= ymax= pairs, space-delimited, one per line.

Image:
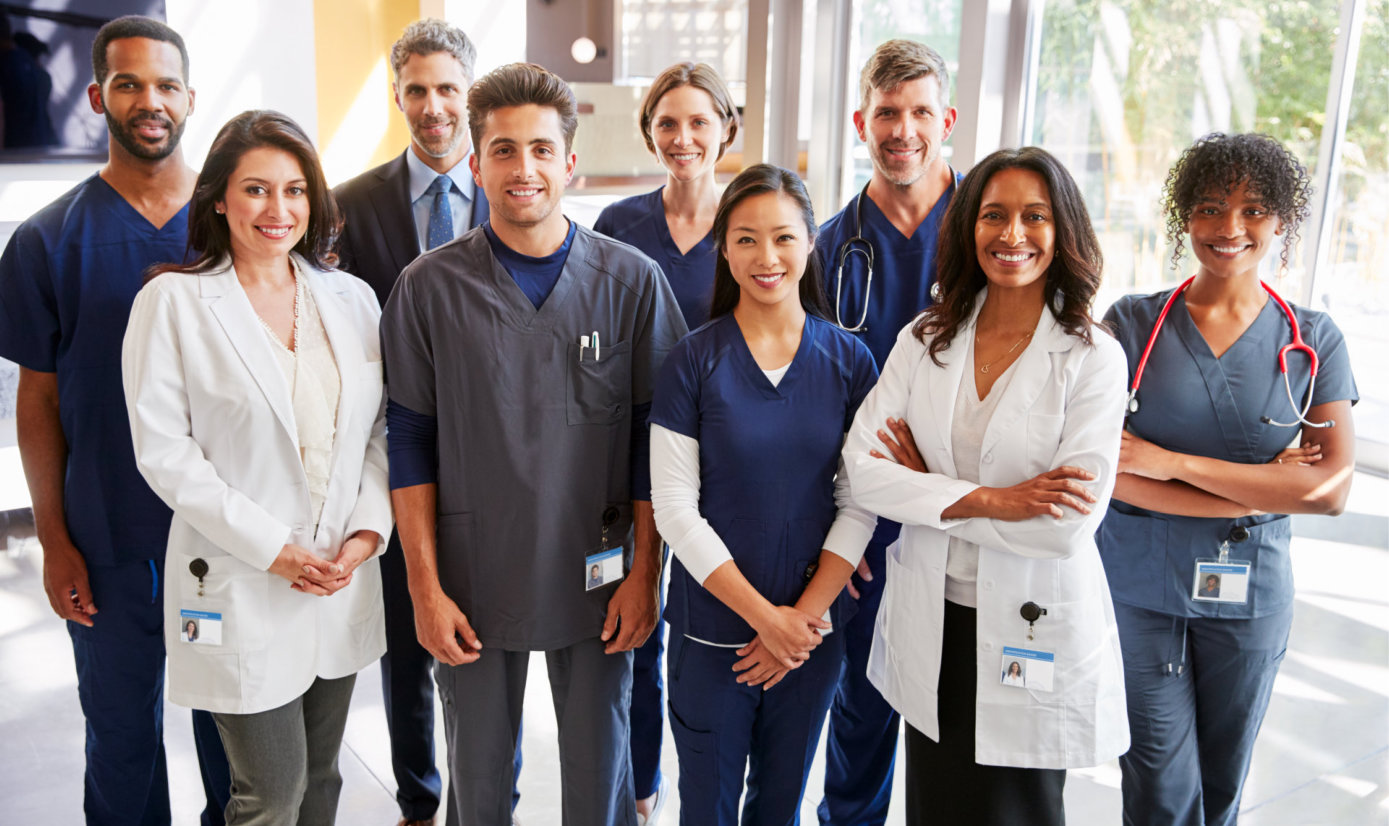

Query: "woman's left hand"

xmin=1118 ymin=430 xmax=1177 ymax=480
xmin=295 ymin=530 xmax=380 ymax=596
xmin=733 ymin=636 xmax=792 ymax=690
xmin=868 ymin=417 xmax=927 ymax=473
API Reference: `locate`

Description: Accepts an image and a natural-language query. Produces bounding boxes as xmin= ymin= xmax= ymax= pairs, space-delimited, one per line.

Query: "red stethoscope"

xmin=1126 ymin=276 xmax=1334 ymax=429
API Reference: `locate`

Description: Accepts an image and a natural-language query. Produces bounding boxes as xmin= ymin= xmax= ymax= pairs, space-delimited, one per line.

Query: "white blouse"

xmin=257 ymin=264 xmax=341 ymax=528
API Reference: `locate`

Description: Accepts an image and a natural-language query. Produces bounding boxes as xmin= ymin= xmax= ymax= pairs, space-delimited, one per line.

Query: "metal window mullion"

xmin=1302 ymin=0 xmax=1367 ymax=306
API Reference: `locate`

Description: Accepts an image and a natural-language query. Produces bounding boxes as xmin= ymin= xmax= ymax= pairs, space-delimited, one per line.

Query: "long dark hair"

xmin=708 ymin=164 xmax=831 ymax=320
xmin=912 ymin=146 xmax=1102 ymax=364
xmin=149 ymin=110 xmax=340 ymax=278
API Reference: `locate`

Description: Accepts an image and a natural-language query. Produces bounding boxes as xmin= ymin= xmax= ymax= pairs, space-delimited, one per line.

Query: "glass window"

xmin=618 ymin=0 xmax=749 ymax=84
xmin=1316 ymin=0 xmax=1388 ymax=445
xmin=1028 ymin=0 xmax=1344 ymax=306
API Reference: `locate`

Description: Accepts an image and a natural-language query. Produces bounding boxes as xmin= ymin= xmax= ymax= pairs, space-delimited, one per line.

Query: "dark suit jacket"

xmin=333 ymin=149 xmax=489 ymax=307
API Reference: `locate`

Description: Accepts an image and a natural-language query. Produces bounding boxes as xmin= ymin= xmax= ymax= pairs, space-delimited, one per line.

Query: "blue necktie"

xmin=426 ymin=174 xmax=454 ymax=250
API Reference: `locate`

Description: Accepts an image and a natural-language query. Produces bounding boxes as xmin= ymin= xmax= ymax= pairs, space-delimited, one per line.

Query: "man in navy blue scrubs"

xmin=332 ymin=20 xmax=497 ymax=826
xmin=813 ymin=38 xmax=962 ymax=826
xmin=0 ymin=16 xmax=229 ymax=826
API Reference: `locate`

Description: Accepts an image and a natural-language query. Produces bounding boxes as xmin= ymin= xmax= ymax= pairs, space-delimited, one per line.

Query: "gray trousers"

xmin=212 ymin=674 xmax=357 ymax=826
xmin=436 ymin=637 xmax=636 ymax=826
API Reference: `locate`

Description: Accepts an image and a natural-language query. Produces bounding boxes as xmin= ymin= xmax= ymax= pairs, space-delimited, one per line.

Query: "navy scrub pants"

xmin=379 ymin=529 xmax=524 ymax=820
xmin=668 ymin=627 xmax=845 ymax=826
xmin=818 ymin=536 xmax=898 ymax=825
xmin=68 ymin=557 xmax=230 ymax=826
xmin=628 ymin=546 xmax=669 ymax=801
xmin=1114 ymin=601 xmax=1295 ymax=826
xmin=435 ymin=637 xmax=635 ymax=826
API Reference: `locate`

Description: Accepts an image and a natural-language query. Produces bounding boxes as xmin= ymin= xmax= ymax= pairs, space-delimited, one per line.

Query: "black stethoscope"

xmin=1126 ymin=275 xmax=1333 ymax=429
xmin=832 ymin=185 xmax=874 ymax=332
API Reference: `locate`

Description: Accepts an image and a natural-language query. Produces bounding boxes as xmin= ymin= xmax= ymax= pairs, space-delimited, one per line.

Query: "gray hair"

xmin=858 ymin=39 xmax=950 ymax=113
xmin=390 ymin=18 xmax=477 ymax=82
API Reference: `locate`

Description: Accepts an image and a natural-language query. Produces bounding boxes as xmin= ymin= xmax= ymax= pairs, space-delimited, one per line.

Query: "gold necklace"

xmin=975 ymin=329 xmax=1032 ymax=374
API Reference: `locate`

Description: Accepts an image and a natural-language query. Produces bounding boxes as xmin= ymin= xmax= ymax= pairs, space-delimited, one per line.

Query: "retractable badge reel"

xmin=1192 ymin=526 xmax=1252 ymax=604
xmin=584 ymin=506 xmax=626 ymax=592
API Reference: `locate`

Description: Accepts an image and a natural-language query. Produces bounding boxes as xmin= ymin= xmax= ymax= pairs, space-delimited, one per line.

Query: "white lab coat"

xmin=122 ymin=254 xmax=391 ymax=715
xmin=843 ymin=292 xmax=1130 ymax=769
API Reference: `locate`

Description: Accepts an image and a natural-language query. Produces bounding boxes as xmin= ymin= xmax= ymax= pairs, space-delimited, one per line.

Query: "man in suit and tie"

xmin=332 ymin=19 xmax=490 ymax=826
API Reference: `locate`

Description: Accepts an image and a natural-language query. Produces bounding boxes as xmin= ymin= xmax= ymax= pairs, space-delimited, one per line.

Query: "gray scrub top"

xmin=1098 ymin=289 xmax=1357 ymax=619
xmin=381 ymin=224 xmax=687 ymax=649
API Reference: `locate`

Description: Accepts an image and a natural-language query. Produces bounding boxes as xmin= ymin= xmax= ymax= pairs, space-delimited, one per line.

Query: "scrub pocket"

xmin=566 ymin=340 xmax=632 ymax=425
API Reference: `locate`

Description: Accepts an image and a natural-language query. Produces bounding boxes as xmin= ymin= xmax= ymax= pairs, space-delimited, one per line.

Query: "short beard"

xmin=105 ymin=109 xmax=184 ymax=161
xmin=412 ymin=119 xmax=465 ymax=160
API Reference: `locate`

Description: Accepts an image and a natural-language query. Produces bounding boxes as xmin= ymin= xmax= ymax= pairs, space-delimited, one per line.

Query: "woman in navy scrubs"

xmin=650 ymin=165 xmax=878 ymax=825
xmin=594 ymin=62 xmax=740 ymax=819
xmin=1099 ymin=133 xmax=1357 ymax=826
xmin=593 ymin=61 xmax=738 ymax=331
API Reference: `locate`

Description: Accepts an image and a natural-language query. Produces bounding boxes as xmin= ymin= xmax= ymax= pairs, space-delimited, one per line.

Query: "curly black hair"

xmin=1162 ymin=133 xmax=1312 ymax=274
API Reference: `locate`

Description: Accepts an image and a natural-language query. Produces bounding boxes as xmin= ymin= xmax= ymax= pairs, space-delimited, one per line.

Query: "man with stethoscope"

xmin=1099 ymin=133 xmax=1357 ymax=826
xmin=811 ymin=38 xmax=963 ymax=826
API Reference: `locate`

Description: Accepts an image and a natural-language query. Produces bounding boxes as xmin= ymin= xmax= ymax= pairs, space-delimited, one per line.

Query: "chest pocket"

xmin=566 ymin=339 xmax=632 ymax=425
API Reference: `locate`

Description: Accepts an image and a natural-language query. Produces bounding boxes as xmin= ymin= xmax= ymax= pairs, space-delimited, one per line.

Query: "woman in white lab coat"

xmin=842 ymin=146 xmax=1129 ymax=826
xmin=123 ymin=110 xmax=391 ymax=825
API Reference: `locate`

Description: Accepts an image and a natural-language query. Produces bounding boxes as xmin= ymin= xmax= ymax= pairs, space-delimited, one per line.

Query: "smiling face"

xmin=91 ymin=36 xmax=194 ymax=162
xmin=1186 ymin=180 xmax=1283 ymax=281
xmin=470 ymin=104 xmax=576 ymax=234
xmin=395 ymin=50 xmax=471 ymax=170
xmin=649 ymin=84 xmax=728 ymax=183
xmin=723 ymin=191 xmax=812 ymax=312
xmin=974 ymin=167 xmax=1056 ymax=297
xmin=215 ymin=146 xmax=310 ymax=268
xmin=854 ymin=74 xmax=956 ymax=188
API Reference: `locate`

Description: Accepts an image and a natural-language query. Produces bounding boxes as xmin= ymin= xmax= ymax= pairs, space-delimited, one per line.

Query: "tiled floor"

xmin=1 ymin=473 xmax=1385 ymax=825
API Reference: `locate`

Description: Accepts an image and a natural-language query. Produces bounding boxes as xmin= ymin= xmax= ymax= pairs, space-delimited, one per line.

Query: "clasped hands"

xmin=732 ymin=603 xmax=830 ymax=691
xmin=268 ymin=530 xmax=380 ymax=596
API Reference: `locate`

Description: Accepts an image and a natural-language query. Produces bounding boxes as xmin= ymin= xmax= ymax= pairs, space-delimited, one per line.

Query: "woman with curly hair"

xmin=841 ymin=146 xmax=1130 ymax=825
xmin=1098 ymin=133 xmax=1358 ymax=826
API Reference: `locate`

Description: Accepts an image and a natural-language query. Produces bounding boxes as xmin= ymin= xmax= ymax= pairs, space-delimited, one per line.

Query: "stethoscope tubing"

xmin=833 ymin=185 xmax=874 ymax=333
xmin=1126 ymin=275 xmax=1330 ymax=429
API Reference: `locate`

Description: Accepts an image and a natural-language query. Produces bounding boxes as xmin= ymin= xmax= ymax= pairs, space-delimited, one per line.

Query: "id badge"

xmin=1000 ymin=646 xmax=1054 ymax=692
xmin=1192 ymin=559 xmax=1251 ymax=604
xmin=584 ymin=547 xmax=625 ymax=592
xmin=179 ymin=608 xmax=223 ymax=645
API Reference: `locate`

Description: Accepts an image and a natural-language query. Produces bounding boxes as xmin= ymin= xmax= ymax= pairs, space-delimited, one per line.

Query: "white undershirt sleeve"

xmin=650 ymin=424 xmax=734 ymax=585
xmin=822 ymin=446 xmax=879 ymax=567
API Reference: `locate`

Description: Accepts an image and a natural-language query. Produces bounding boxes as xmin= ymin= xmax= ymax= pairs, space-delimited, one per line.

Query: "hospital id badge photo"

xmin=1000 ymin=646 xmax=1054 ymax=692
xmin=1192 ymin=560 xmax=1251 ymax=603
xmin=179 ymin=608 xmax=223 ymax=645
xmin=584 ymin=547 xmax=625 ymax=591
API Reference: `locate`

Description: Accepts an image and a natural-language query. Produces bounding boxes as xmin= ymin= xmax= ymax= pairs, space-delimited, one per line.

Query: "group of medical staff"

xmin=0 ymin=11 xmax=1359 ymax=826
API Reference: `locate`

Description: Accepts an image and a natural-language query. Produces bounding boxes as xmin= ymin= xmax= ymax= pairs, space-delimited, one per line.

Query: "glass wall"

xmin=1316 ymin=0 xmax=1388 ymax=449
xmin=1027 ymin=0 xmax=1344 ymax=306
xmin=618 ymin=0 xmax=749 ymax=84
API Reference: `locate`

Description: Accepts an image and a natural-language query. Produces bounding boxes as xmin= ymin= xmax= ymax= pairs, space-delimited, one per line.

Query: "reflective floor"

xmin=1 ymin=473 xmax=1385 ymax=825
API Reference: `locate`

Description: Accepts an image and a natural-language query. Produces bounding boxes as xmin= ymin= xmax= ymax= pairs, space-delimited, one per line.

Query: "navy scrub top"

xmin=814 ymin=174 xmax=961 ymax=368
xmin=650 ymin=313 xmax=879 ymax=644
xmin=594 ymin=187 xmax=717 ymax=332
xmin=0 ymin=176 xmax=188 ymax=565
xmin=1098 ymin=289 xmax=1357 ymax=618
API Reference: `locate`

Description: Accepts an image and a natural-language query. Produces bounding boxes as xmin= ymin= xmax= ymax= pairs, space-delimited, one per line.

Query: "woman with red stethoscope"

xmin=1097 ymin=133 xmax=1358 ymax=826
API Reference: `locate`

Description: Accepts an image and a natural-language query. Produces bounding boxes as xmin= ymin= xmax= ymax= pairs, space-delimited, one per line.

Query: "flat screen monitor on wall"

xmin=1 ymin=1 xmax=166 ymax=160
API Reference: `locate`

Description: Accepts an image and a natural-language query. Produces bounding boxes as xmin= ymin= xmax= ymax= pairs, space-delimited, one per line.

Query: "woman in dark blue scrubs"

xmin=594 ymin=62 xmax=740 ymax=819
xmin=1099 ymin=133 xmax=1358 ymax=826
xmin=593 ymin=61 xmax=738 ymax=332
xmin=650 ymin=165 xmax=878 ymax=825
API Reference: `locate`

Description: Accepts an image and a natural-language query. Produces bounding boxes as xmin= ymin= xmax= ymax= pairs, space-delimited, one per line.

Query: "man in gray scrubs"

xmin=380 ymin=62 xmax=686 ymax=825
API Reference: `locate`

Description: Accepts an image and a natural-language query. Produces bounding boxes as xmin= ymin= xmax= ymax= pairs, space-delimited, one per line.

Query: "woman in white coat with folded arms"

xmin=123 ymin=110 xmax=391 ymax=826
xmin=842 ymin=146 xmax=1129 ymax=826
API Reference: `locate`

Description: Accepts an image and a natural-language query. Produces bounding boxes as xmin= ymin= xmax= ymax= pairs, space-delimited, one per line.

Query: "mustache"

xmin=128 ymin=113 xmax=173 ymax=129
xmin=417 ymin=117 xmax=456 ymax=129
